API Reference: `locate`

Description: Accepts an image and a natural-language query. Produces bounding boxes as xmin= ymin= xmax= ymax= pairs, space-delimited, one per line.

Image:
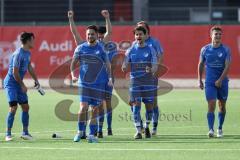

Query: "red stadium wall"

xmin=0 ymin=25 xmax=240 ymax=79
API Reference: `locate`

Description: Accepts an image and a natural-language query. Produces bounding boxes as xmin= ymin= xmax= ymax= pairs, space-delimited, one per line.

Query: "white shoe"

xmin=217 ymin=129 xmax=223 ymax=138
xmin=208 ymin=129 xmax=214 ymax=138
xmin=5 ymin=135 xmax=13 ymax=141
xmin=21 ymin=134 xmax=33 ymax=140
xmin=152 ymin=130 xmax=157 ymax=136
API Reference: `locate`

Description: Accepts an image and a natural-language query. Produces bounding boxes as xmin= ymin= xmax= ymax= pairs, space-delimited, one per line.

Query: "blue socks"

xmin=133 ymin=106 xmax=141 ymax=132
xmin=21 ymin=111 xmax=29 ymax=135
xmin=98 ymin=113 xmax=104 ymax=132
xmin=152 ymin=106 xmax=159 ymax=130
xmin=89 ymin=124 xmax=97 ymax=135
xmin=207 ymin=112 xmax=215 ymax=130
xmin=106 ymin=110 xmax=112 ymax=129
xmin=78 ymin=121 xmax=85 ymax=132
xmin=6 ymin=112 xmax=15 ymax=135
xmin=218 ymin=112 xmax=226 ymax=130
xmin=145 ymin=109 xmax=153 ymax=128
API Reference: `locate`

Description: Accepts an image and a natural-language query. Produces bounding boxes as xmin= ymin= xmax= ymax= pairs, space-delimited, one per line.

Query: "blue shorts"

xmin=5 ymin=87 xmax=28 ymax=105
xmin=78 ymin=83 xmax=105 ymax=106
xmin=129 ymin=85 xmax=157 ymax=104
xmin=205 ymin=82 xmax=228 ymax=101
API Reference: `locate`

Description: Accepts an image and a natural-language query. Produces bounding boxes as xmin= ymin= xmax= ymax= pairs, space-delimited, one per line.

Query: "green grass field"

xmin=0 ymin=89 xmax=239 ymax=160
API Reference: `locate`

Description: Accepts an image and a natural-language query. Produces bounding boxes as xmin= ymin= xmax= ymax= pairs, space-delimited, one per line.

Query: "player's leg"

xmin=144 ymin=102 xmax=153 ymax=138
xmin=152 ymin=97 xmax=159 ymax=135
xmin=132 ymin=100 xmax=142 ymax=139
xmin=97 ymin=102 xmax=105 ymax=138
xmin=205 ymin=84 xmax=217 ymax=138
xmin=106 ymin=98 xmax=113 ymax=135
xmin=105 ymin=85 xmax=113 ymax=135
xmin=217 ymin=100 xmax=226 ymax=138
xmin=74 ymin=101 xmax=88 ymax=142
xmin=5 ymin=88 xmax=18 ymax=141
xmin=216 ymin=83 xmax=228 ymax=138
xmin=17 ymin=89 xmax=32 ymax=140
xmin=152 ymin=79 xmax=159 ymax=135
xmin=20 ymin=103 xmax=33 ymax=140
xmin=88 ymin=101 xmax=102 ymax=143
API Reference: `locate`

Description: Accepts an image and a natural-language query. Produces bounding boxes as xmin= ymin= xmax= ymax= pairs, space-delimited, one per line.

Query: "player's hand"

xmin=122 ymin=66 xmax=127 ymax=73
xmin=21 ymin=84 xmax=28 ymax=93
xmin=101 ymin=10 xmax=109 ymax=18
xmin=199 ymin=80 xmax=204 ymax=90
xmin=145 ymin=66 xmax=151 ymax=73
xmin=68 ymin=10 xmax=74 ymax=19
xmin=72 ymin=76 xmax=78 ymax=83
xmin=34 ymin=81 xmax=40 ymax=88
xmin=108 ymin=78 xmax=113 ymax=87
xmin=215 ymin=79 xmax=222 ymax=88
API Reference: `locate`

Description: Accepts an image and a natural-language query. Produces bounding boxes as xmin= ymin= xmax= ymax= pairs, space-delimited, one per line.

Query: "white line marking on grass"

xmin=0 ymin=146 xmax=240 ymax=151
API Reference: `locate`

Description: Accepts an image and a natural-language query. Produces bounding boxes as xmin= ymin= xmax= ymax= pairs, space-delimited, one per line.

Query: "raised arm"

xmin=68 ymin=10 xmax=84 ymax=45
xmin=101 ymin=10 xmax=112 ymax=43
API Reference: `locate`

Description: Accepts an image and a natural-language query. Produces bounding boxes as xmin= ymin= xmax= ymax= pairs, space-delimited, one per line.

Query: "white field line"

xmin=0 ymin=146 xmax=240 ymax=151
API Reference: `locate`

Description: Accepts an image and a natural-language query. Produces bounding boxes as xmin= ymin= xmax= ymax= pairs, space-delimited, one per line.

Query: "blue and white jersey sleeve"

xmin=124 ymin=48 xmax=131 ymax=63
xmin=150 ymin=47 xmax=158 ymax=64
xmin=153 ymin=38 xmax=164 ymax=56
xmin=224 ymin=46 xmax=231 ymax=62
xmin=199 ymin=46 xmax=207 ymax=63
xmin=13 ymin=51 xmax=21 ymax=68
xmin=73 ymin=46 xmax=81 ymax=60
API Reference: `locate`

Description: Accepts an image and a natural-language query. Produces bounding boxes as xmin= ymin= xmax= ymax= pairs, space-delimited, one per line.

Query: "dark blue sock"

xmin=83 ymin=122 xmax=87 ymax=133
xmin=6 ymin=112 xmax=15 ymax=135
xmin=98 ymin=113 xmax=104 ymax=132
xmin=130 ymin=106 xmax=133 ymax=112
xmin=106 ymin=110 xmax=112 ymax=129
xmin=133 ymin=106 xmax=141 ymax=129
xmin=78 ymin=121 xmax=85 ymax=132
xmin=218 ymin=112 xmax=226 ymax=130
xmin=89 ymin=124 xmax=97 ymax=135
xmin=207 ymin=112 xmax=215 ymax=130
xmin=152 ymin=106 xmax=159 ymax=129
xmin=145 ymin=109 xmax=153 ymax=128
xmin=21 ymin=111 xmax=29 ymax=135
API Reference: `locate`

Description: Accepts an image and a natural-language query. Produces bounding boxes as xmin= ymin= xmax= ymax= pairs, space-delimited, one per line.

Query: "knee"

xmin=9 ymin=107 xmax=17 ymax=115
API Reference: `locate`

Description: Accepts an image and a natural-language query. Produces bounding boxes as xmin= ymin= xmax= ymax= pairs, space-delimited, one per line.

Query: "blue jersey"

xmin=73 ymin=42 xmax=109 ymax=85
xmin=125 ymin=43 xmax=157 ymax=84
xmin=4 ymin=48 xmax=31 ymax=88
xmin=200 ymin=44 xmax=231 ymax=84
xmin=133 ymin=36 xmax=163 ymax=58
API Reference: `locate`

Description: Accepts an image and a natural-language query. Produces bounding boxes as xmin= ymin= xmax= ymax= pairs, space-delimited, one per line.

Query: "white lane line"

xmin=0 ymin=146 xmax=240 ymax=151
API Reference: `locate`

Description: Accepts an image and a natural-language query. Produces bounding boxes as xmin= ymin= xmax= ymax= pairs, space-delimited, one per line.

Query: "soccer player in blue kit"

xmin=70 ymin=25 xmax=113 ymax=143
xmin=122 ymin=26 xmax=158 ymax=139
xmin=68 ymin=10 xmax=116 ymax=138
xmin=135 ymin=21 xmax=164 ymax=135
xmin=198 ymin=26 xmax=231 ymax=138
xmin=3 ymin=32 xmax=41 ymax=141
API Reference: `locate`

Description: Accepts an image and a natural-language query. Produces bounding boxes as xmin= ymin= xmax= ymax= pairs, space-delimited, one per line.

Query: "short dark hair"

xmin=210 ymin=25 xmax=222 ymax=34
xmin=86 ymin=25 xmax=98 ymax=33
xmin=20 ymin=32 xmax=34 ymax=44
xmin=137 ymin=21 xmax=150 ymax=34
xmin=133 ymin=26 xmax=147 ymax=35
xmin=98 ymin=26 xmax=106 ymax=34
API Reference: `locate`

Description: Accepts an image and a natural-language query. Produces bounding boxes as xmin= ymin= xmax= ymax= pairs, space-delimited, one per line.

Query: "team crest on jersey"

xmin=95 ymin=50 xmax=100 ymax=54
xmin=144 ymin=52 xmax=149 ymax=57
xmin=218 ymin=52 xmax=223 ymax=57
